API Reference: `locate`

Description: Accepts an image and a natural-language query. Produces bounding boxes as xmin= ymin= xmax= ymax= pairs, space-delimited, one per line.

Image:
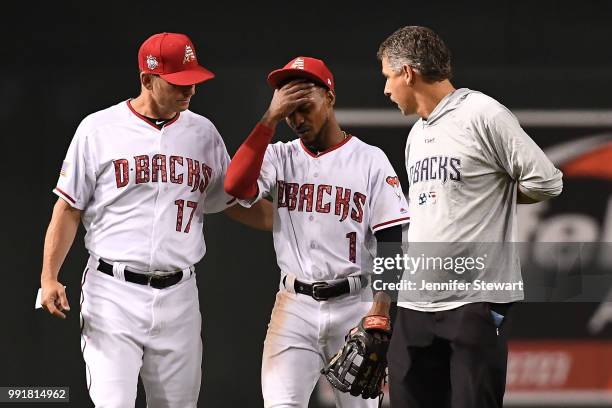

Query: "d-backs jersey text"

xmin=241 ymin=135 xmax=410 ymax=281
xmin=54 ymin=100 xmax=234 ymax=272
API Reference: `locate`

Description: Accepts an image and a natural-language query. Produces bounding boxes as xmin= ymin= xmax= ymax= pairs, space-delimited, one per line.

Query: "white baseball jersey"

xmin=399 ymin=88 xmax=563 ymax=311
xmin=240 ymin=135 xmax=410 ymax=282
xmin=54 ymin=100 xmax=235 ymax=272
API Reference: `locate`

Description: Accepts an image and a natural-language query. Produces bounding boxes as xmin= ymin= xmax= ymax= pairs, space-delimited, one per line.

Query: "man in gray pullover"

xmin=377 ymin=26 xmax=563 ymax=408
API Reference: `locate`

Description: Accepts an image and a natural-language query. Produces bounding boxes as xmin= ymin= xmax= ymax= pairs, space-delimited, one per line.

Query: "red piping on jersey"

xmin=126 ymin=100 xmax=180 ymax=129
xmin=55 ymin=187 xmax=76 ymax=204
xmin=300 ymin=134 xmax=353 ymax=158
xmin=372 ymin=216 xmax=410 ymax=231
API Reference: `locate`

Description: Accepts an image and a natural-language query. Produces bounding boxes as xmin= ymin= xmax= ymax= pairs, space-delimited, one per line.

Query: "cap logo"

xmin=146 ymin=55 xmax=158 ymax=70
xmin=327 ymin=78 xmax=332 ymax=86
xmin=290 ymin=57 xmax=305 ymax=70
xmin=183 ymin=45 xmax=196 ymax=64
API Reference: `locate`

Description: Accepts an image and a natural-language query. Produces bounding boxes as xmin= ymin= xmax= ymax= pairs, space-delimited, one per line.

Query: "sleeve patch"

xmin=385 ymin=175 xmax=403 ymax=199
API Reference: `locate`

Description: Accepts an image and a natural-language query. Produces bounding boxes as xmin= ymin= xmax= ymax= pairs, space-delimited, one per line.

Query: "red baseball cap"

xmin=267 ymin=56 xmax=334 ymax=92
xmin=138 ymin=32 xmax=215 ymax=86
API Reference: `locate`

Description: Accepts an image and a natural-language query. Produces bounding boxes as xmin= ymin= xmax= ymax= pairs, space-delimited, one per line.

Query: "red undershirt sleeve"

xmin=224 ymin=122 xmax=275 ymax=199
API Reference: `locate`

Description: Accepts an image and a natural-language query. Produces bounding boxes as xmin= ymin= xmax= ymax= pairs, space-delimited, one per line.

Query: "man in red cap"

xmin=225 ymin=57 xmax=410 ymax=407
xmin=39 ymin=32 xmax=272 ymax=407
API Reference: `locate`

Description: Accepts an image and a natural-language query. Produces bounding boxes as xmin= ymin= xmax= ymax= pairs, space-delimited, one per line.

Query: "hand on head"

xmin=263 ymin=80 xmax=316 ymax=126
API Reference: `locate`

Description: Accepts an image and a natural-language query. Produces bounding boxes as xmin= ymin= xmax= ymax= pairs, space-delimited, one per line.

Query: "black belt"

xmin=286 ymin=276 xmax=354 ymax=301
xmin=97 ymin=260 xmax=185 ymax=289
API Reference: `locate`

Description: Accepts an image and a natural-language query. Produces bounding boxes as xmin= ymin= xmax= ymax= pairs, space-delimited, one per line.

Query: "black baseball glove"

xmin=321 ymin=315 xmax=391 ymax=400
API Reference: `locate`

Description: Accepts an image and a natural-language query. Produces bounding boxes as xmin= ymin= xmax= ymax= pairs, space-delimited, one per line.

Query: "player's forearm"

xmin=224 ymin=123 xmax=275 ymax=199
xmin=372 ymin=225 xmax=403 ymax=306
xmin=260 ymin=109 xmax=284 ymax=129
xmin=224 ymin=199 xmax=273 ymax=231
xmin=41 ymin=199 xmax=81 ymax=283
xmin=367 ymin=292 xmax=391 ymax=317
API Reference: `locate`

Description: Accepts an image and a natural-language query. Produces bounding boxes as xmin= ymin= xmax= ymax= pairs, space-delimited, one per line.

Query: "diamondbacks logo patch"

xmin=183 ymin=45 xmax=196 ymax=64
xmin=146 ymin=55 xmax=158 ymax=70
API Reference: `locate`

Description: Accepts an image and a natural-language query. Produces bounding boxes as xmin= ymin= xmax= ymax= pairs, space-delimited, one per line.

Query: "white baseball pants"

xmin=79 ymin=261 xmax=201 ymax=408
xmin=261 ymin=289 xmax=378 ymax=408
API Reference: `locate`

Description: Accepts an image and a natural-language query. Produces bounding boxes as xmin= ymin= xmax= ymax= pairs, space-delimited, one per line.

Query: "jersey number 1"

xmin=346 ymin=232 xmax=356 ymax=263
xmin=175 ymin=199 xmax=198 ymax=233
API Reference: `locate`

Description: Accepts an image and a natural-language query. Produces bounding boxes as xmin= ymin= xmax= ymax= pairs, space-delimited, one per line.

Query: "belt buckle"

xmin=148 ymin=273 xmax=171 ymax=289
xmin=311 ymin=282 xmax=329 ymax=301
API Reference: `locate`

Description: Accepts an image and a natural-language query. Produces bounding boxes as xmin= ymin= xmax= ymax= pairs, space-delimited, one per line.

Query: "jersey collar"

xmin=300 ymin=134 xmax=353 ymax=158
xmin=126 ymin=100 xmax=180 ymax=130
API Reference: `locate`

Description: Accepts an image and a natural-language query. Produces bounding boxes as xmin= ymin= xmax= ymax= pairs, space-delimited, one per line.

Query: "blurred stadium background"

xmin=3 ymin=1 xmax=610 ymax=406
